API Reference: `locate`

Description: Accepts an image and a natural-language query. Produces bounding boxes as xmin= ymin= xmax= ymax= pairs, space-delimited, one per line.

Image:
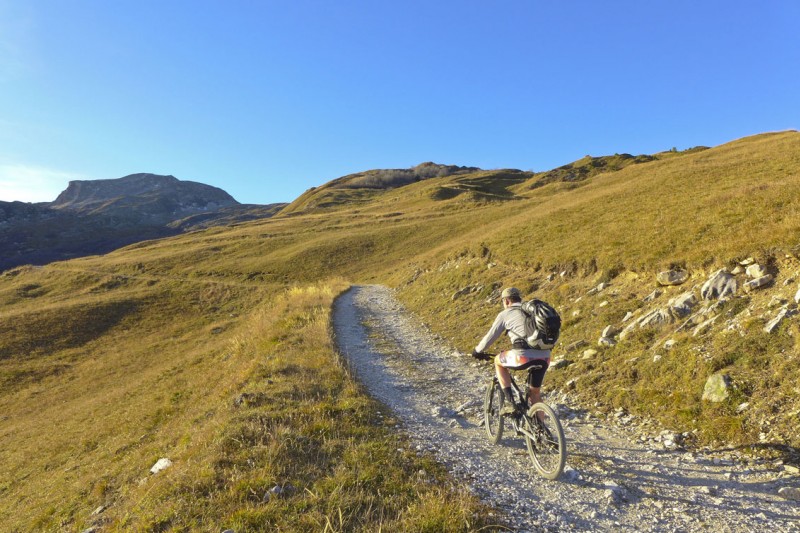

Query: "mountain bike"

xmin=475 ymin=353 xmax=566 ymax=480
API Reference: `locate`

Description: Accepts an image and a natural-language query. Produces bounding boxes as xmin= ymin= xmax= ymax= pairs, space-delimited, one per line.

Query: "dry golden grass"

xmin=2 ymin=130 xmax=800 ymax=529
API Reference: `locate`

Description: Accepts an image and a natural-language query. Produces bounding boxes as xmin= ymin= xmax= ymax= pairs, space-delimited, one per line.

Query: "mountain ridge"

xmin=0 ymin=173 xmax=286 ymax=271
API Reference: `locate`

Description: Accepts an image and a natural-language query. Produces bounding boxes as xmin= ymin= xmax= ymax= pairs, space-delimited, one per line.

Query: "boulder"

xmin=746 ymin=264 xmax=768 ymax=278
xmin=702 ymin=374 xmax=731 ymax=402
xmin=744 ymin=274 xmax=773 ymax=292
xmin=668 ymin=291 xmax=698 ymax=318
xmin=657 ymin=269 xmax=689 ymax=286
xmin=700 ymin=269 xmax=738 ymax=301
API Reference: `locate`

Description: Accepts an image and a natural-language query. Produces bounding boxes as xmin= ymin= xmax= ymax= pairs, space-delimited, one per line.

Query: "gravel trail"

xmin=332 ymin=285 xmax=800 ymax=532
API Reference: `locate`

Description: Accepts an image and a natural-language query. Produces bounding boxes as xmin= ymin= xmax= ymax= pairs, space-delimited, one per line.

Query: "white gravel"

xmin=332 ymin=285 xmax=800 ymax=532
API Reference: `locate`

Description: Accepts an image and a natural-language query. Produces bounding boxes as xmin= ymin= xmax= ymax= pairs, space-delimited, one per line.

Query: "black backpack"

xmin=519 ymin=299 xmax=561 ymax=350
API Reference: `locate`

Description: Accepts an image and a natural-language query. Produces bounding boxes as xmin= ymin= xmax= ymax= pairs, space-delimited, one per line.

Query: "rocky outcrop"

xmin=701 ymin=269 xmax=738 ymax=300
xmin=0 ymin=174 xmax=286 ymax=271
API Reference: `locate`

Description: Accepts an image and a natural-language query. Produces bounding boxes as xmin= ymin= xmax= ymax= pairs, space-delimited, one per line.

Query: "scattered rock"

xmin=764 ymin=307 xmax=797 ymax=334
xmin=639 ymin=308 xmax=674 ymax=329
xmin=795 ymin=286 xmax=800 ymax=304
xmin=784 ymin=465 xmax=800 ymax=475
xmin=692 ymin=316 xmax=718 ymax=337
xmin=582 ymin=348 xmax=599 ymax=359
xmin=598 ymin=337 xmax=617 ymax=347
xmin=778 ymin=487 xmax=800 ymax=501
xmin=701 ymin=269 xmax=738 ymax=300
xmin=551 ymin=358 xmax=572 ymax=370
xmin=736 ymin=402 xmax=750 ymax=413
xmin=431 ymin=406 xmax=455 ymax=418
xmin=746 ymin=264 xmax=768 ymax=279
xmin=702 ymin=374 xmax=731 ymax=402
xmin=744 ymin=274 xmax=773 ymax=292
xmin=669 ymin=291 xmax=698 ymax=318
xmin=150 ymin=458 xmax=173 ymax=475
xmin=740 ymin=257 xmax=756 ymax=266
xmin=264 ymin=483 xmax=295 ymax=502
xmin=602 ymin=325 xmax=619 ymax=338
xmin=622 ymin=311 xmax=635 ymax=322
xmin=657 ymin=269 xmax=689 ymax=286
xmin=664 ymin=339 xmax=677 ymax=350
xmin=91 ymin=505 xmax=106 ymax=516
xmin=565 ymin=340 xmax=589 ymax=352
xmin=643 ymin=289 xmax=662 ymax=302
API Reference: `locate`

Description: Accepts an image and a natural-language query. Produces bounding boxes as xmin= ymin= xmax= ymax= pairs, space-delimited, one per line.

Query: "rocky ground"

xmin=332 ymin=285 xmax=800 ymax=532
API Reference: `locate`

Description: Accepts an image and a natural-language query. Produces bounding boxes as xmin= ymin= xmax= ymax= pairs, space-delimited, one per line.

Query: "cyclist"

xmin=472 ymin=287 xmax=551 ymax=416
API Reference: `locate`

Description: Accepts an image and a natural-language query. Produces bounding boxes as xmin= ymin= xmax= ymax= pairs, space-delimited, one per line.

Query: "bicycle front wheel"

xmin=524 ymin=402 xmax=566 ymax=480
xmin=483 ymin=378 xmax=504 ymax=444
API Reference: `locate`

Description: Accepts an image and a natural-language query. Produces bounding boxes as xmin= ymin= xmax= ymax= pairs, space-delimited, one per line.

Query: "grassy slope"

xmin=2 ymin=130 xmax=799 ymax=530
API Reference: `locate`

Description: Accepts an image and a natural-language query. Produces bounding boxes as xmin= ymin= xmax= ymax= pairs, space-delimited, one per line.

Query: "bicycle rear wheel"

xmin=524 ymin=402 xmax=566 ymax=480
xmin=483 ymin=378 xmax=504 ymax=444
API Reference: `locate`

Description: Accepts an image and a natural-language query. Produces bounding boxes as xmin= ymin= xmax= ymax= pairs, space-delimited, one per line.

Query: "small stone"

xmin=582 ymin=349 xmax=599 ymax=359
xmin=150 ymin=458 xmax=173 ymax=475
xmin=657 ymin=269 xmax=689 ymax=286
xmin=623 ymin=311 xmax=635 ymax=322
xmin=653 ymin=354 xmax=662 ymax=362
xmin=784 ymin=464 xmax=800 ymax=474
xmin=778 ymin=487 xmax=800 ymax=501
xmin=551 ymin=358 xmax=572 ymax=370
xmin=602 ymin=325 xmax=619 ymax=338
xmin=643 ymin=289 xmax=662 ymax=302
xmin=664 ymin=339 xmax=677 ymax=350
xmin=744 ymin=274 xmax=773 ymax=292
xmin=598 ymin=300 xmax=609 ymax=308
xmin=598 ymin=336 xmax=617 ymax=347
xmin=702 ymin=374 xmax=730 ymax=402
xmin=736 ymin=402 xmax=750 ymax=413
xmin=91 ymin=505 xmax=106 ymax=516
xmin=565 ymin=339 xmax=589 ymax=352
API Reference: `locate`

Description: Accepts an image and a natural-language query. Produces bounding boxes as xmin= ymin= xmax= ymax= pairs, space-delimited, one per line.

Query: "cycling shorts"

xmin=497 ymin=350 xmax=550 ymax=388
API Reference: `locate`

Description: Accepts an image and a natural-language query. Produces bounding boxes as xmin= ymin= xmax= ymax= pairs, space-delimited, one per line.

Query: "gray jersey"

xmin=475 ymin=303 xmax=551 ymax=358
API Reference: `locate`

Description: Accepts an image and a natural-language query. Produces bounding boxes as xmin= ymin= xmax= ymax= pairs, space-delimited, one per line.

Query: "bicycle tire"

xmin=483 ymin=378 xmax=504 ymax=444
xmin=524 ymin=402 xmax=566 ymax=480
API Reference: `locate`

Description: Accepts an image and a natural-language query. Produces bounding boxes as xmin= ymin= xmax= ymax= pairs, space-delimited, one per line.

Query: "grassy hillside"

xmin=2 ymin=130 xmax=799 ymax=530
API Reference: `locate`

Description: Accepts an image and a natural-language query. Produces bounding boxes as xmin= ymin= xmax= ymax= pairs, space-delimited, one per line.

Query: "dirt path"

xmin=332 ymin=285 xmax=800 ymax=532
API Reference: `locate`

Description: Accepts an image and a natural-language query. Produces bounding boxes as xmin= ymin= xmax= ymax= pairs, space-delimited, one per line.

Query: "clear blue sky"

xmin=1 ymin=1 xmax=798 ymax=204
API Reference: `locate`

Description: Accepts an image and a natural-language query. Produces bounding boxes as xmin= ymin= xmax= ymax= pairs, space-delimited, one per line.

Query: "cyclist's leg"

xmin=494 ymin=353 xmax=512 ymax=388
xmin=526 ymin=358 xmax=550 ymax=421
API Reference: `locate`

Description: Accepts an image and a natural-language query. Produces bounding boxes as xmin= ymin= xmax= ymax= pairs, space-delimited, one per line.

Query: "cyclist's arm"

xmin=474 ymin=312 xmax=506 ymax=353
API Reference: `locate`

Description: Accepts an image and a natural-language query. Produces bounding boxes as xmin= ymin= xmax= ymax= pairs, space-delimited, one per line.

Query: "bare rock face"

xmin=701 ymin=269 xmax=738 ymax=300
xmin=657 ymin=269 xmax=689 ymax=286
